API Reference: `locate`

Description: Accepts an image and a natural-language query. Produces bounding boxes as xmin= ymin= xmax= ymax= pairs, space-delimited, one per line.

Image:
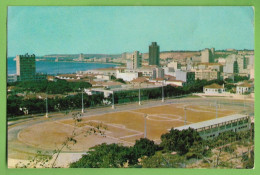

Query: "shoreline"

xmin=7 ymin=60 xmax=122 ymax=75
xmin=36 ymin=60 xmax=122 ymax=66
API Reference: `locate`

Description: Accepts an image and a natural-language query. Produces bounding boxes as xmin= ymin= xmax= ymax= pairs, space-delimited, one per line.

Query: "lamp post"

xmin=162 ymin=81 xmax=165 ymax=102
xmin=144 ymin=114 xmax=147 ymax=138
xmin=112 ymin=91 xmax=115 ymax=109
xmin=184 ymin=106 xmax=187 ymax=125
xmin=45 ymin=93 xmax=48 ymax=118
xmin=216 ymin=101 xmax=218 ymax=119
xmin=81 ymin=89 xmax=84 ymax=114
xmin=244 ymin=96 xmax=246 ymax=110
xmin=139 ymin=83 xmax=141 ymax=105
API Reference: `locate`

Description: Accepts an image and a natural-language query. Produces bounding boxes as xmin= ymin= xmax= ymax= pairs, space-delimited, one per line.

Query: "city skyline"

xmin=8 ymin=6 xmax=254 ymax=57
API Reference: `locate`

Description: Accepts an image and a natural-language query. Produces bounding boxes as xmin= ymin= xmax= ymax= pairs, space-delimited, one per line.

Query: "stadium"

xmin=8 ymin=96 xmax=254 ymax=167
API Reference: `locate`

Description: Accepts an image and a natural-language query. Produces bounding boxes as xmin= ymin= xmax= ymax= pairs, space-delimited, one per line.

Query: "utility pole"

xmin=112 ymin=91 xmax=115 ymax=109
xmin=139 ymin=83 xmax=141 ymax=105
xmin=244 ymin=97 xmax=246 ymax=110
xmin=162 ymin=81 xmax=165 ymax=102
xmin=81 ymin=89 xmax=84 ymax=114
xmin=216 ymin=101 xmax=218 ymax=119
xmin=45 ymin=93 xmax=48 ymax=118
xmin=184 ymin=106 xmax=187 ymax=125
xmin=144 ymin=114 xmax=147 ymax=138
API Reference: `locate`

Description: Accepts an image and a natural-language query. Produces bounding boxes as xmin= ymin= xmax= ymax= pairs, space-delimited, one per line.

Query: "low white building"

xmin=94 ymin=74 xmax=111 ymax=81
xmin=116 ymin=70 xmax=139 ymax=82
xmin=203 ymin=83 xmax=225 ymax=94
xmin=236 ymin=82 xmax=253 ymax=94
xmin=165 ymin=80 xmax=184 ymax=87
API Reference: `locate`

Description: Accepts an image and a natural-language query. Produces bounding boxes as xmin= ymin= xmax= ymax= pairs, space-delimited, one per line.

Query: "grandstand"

xmin=174 ymin=114 xmax=251 ymax=140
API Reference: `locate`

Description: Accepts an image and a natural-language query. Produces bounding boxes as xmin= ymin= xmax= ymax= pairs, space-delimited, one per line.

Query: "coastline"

xmin=8 ymin=59 xmax=121 ymax=75
xmin=36 ymin=60 xmax=122 ymax=66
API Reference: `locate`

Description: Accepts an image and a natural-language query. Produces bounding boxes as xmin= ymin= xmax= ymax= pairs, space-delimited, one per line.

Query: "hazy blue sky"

xmin=8 ymin=6 xmax=254 ymax=56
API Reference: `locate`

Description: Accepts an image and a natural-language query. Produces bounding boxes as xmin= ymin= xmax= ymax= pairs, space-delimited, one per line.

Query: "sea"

xmin=7 ymin=57 xmax=118 ymax=75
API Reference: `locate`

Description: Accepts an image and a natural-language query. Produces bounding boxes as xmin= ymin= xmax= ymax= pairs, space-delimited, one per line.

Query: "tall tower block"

xmin=149 ymin=42 xmax=160 ymax=66
xmin=16 ymin=53 xmax=36 ymax=81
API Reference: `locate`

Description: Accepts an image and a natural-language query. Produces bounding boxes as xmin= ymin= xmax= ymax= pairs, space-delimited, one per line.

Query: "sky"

xmin=7 ymin=6 xmax=254 ymax=57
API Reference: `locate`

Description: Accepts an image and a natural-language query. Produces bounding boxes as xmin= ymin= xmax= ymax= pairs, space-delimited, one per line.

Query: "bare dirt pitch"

xmin=17 ymin=102 xmax=237 ymax=152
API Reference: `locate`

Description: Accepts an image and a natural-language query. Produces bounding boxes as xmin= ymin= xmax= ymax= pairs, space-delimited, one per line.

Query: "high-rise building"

xmin=201 ymin=48 xmax=214 ymax=63
xmin=175 ymin=70 xmax=195 ymax=85
xmin=149 ymin=42 xmax=160 ymax=66
xmin=16 ymin=53 xmax=36 ymax=81
xmin=126 ymin=59 xmax=134 ymax=69
xmin=132 ymin=51 xmax=142 ymax=69
xmin=152 ymin=67 xmax=164 ymax=79
xmin=126 ymin=51 xmax=142 ymax=70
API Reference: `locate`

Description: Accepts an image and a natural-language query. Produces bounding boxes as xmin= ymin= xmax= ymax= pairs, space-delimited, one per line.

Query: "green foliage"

xmin=141 ymin=152 xmax=185 ymax=168
xmin=210 ymin=131 xmax=239 ymax=148
xmin=7 ymin=93 xmax=105 ymax=117
xmin=131 ymin=138 xmax=159 ymax=164
xmin=111 ymin=79 xmax=224 ymax=104
xmin=7 ymin=95 xmax=24 ymax=117
xmin=225 ymin=84 xmax=236 ymax=91
xmin=9 ymin=80 xmax=92 ymax=94
xmin=242 ymin=150 xmax=254 ymax=169
xmin=70 ymin=138 xmax=159 ymax=168
xmin=160 ymin=128 xmax=202 ymax=155
xmin=186 ymin=141 xmax=210 ymax=159
xmin=70 ymin=143 xmax=132 ymax=168
xmin=225 ymin=75 xmax=249 ymax=83
xmin=110 ymin=75 xmax=116 ymax=80
xmin=115 ymin=78 xmax=126 ymax=84
xmin=183 ymin=79 xmax=224 ymax=93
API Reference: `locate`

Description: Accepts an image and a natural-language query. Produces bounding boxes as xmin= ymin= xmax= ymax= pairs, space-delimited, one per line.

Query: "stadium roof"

xmin=173 ymin=114 xmax=248 ymax=131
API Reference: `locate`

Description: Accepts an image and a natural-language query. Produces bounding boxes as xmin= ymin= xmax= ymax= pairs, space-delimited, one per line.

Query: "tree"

xmin=186 ymin=141 xmax=210 ymax=160
xmin=115 ymin=78 xmax=126 ymax=84
xmin=110 ymin=75 xmax=116 ymax=80
xmin=70 ymin=143 xmax=132 ymax=168
xmin=141 ymin=152 xmax=185 ymax=168
xmin=160 ymin=128 xmax=202 ymax=155
xmin=131 ymin=138 xmax=159 ymax=164
xmin=243 ymin=150 xmax=254 ymax=169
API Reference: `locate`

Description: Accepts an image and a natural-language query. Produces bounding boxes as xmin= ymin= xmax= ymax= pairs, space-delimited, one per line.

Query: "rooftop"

xmin=204 ymin=83 xmax=224 ymax=89
xmin=198 ymin=63 xmax=222 ymax=66
xmin=95 ymin=67 xmax=117 ymax=71
xmin=92 ymin=84 xmax=163 ymax=92
xmin=174 ymin=114 xmax=248 ymax=131
xmin=237 ymin=82 xmax=252 ymax=88
xmin=131 ymin=77 xmax=149 ymax=83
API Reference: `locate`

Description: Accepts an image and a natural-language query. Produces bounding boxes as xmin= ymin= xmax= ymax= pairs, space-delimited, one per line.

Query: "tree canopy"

xmin=70 ymin=143 xmax=132 ymax=168
xmin=160 ymin=128 xmax=202 ymax=155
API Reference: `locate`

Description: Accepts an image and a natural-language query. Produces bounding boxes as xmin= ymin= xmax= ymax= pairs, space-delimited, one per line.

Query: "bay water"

xmin=7 ymin=57 xmax=118 ymax=75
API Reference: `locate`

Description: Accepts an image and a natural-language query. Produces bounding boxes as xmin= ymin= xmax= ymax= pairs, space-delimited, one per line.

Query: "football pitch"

xmin=15 ymin=98 xmax=253 ymax=153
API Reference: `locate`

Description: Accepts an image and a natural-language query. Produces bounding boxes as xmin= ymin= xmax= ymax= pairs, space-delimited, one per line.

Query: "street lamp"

xmin=244 ymin=96 xmax=246 ymax=110
xmin=144 ymin=114 xmax=147 ymax=138
xmin=112 ymin=91 xmax=115 ymax=109
xmin=162 ymin=81 xmax=165 ymax=102
xmin=184 ymin=106 xmax=187 ymax=125
xmin=139 ymin=83 xmax=141 ymax=105
xmin=216 ymin=101 xmax=218 ymax=119
xmin=45 ymin=93 xmax=48 ymax=118
xmin=81 ymin=88 xmax=84 ymax=114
